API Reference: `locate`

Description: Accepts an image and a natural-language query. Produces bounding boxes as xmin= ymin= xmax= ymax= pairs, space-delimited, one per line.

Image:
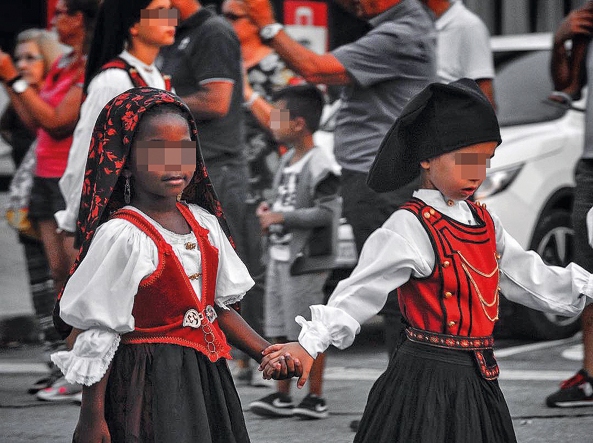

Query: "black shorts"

xmin=29 ymin=177 xmax=66 ymax=222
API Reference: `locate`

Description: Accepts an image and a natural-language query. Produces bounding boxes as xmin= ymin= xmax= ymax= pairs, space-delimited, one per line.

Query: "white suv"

xmin=320 ymin=33 xmax=585 ymax=340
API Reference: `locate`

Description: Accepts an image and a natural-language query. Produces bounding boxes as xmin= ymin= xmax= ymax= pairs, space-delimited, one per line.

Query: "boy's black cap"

xmin=367 ymin=78 xmax=501 ymax=192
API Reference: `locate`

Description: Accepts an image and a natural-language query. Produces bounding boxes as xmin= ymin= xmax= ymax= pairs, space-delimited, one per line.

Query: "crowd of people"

xmin=2 ymin=0 xmax=593 ymax=442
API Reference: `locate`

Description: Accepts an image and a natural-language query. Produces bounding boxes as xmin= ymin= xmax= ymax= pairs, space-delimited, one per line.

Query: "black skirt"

xmin=354 ymin=340 xmax=517 ymax=443
xmin=104 ymin=343 xmax=250 ymax=443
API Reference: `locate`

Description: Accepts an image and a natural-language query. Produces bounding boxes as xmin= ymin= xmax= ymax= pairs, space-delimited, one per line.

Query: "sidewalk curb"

xmin=0 ymin=315 xmax=39 ymax=346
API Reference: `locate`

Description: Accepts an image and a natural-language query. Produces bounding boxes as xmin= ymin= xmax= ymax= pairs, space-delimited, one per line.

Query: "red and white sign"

xmin=283 ymin=1 xmax=328 ymax=55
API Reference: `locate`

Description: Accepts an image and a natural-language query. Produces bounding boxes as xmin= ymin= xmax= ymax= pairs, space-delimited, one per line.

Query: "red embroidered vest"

xmin=397 ymin=198 xmax=500 ymax=337
xmin=111 ymin=203 xmax=232 ymax=362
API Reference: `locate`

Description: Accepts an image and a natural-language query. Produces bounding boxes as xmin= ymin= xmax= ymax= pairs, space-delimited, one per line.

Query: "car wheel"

xmin=512 ymin=210 xmax=581 ymax=340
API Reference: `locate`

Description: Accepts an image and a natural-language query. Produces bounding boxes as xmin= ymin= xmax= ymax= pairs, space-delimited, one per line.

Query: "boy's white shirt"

xmin=297 ymin=189 xmax=593 ymax=358
xmin=55 ymin=50 xmax=169 ymax=233
xmin=51 ymin=204 xmax=254 ymax=386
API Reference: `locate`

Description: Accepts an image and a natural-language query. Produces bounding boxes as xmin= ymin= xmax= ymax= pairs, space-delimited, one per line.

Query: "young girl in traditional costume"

xmin=259 ymin=78 xmax=593 ymax=442
xmin=51 ymin=87 xmax=299 ymax=442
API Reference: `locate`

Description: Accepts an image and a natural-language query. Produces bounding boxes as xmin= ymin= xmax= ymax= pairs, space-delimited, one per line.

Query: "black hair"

xmin=83 ymin=0 xmax=153 ymax=93
xmin=64 ymin=0 xmax=100 ymax=54
xmin=133 ymin=103 xmax=194 ymax=147
xmin=272 ymin=84 xmax=325 ymax=133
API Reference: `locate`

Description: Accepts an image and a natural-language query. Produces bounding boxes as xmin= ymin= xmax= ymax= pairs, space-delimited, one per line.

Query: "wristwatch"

xmin=8 ymin=76 xmax=28 ymax=94
xmin=260 ymin=23 xmax=284 ymax=42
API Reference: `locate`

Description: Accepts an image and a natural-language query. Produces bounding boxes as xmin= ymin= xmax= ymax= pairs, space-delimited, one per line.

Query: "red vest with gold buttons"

xmin=397 ymin=198 xmax=500 ymax=337
xmin=111 ymin=203 xmax=232 ymax=362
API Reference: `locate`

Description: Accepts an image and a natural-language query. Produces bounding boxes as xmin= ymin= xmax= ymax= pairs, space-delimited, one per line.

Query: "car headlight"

xmin=475 ymin=164 xmax=523 ymax=200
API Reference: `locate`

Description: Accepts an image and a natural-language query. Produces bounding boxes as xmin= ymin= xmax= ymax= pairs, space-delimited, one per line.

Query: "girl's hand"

xmin=257 ymin=211 xmax=284 ymax=231
xmin=73 ymin=408 xmax=111 ymax=443
xmin=256 ymin=201 xmax=270 ymax=216
xmin=259 ymin=342 xmax=314 ymax=388
xmin=263 ymin=353 xmax=303 ymax=380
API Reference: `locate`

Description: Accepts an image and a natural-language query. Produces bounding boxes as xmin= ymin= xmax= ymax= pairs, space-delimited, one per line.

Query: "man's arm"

xmin=243 ymin=0 xmax=352 ymax=85
xmin=179 ymin=80 xmax=234 ymax=120
xmin=551 ymin=4 xmax=593 ymax=91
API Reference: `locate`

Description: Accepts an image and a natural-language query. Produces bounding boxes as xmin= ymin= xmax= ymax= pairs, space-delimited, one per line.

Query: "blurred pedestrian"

xmin=51 ymin=88 xmax=299 ymax=442
xmin=249 ymin=84 xmax=340 ymax=419
xmin=260 ymin=78 xmax=593 ymax=443
xmin=421 ymin=0 xmax=495 ymax=106
xmin=56 ymin=0 xmax=177 ymax=242
xmin=0 ymin=28 xmax=65 ymax=395
xmin=221 ymin=0 xmax=297 ymax=386
xmin=0 ymin=0 xmax=99 ymax=401
xmin=546 ymin=1 xmax=593 ymax=408
xmin=158 ymin=0 xmax=250 ymax=265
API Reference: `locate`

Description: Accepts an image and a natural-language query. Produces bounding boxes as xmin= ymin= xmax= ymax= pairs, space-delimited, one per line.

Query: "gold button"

xmin=496 ymin=253 xmax=501 ymax=260
xmin=185 ymin=242 xmax=197 ymax=250
xmin=430 ymin=209 xmax=435 ymax=215
xmin=443 ymin=260 xmax=450 ymax=268
xmin=447 ymin=199 xmax=455 ymax=206
xmin=448 ymin=321 xmax=456 ymax=327
xmin=444 ymin=291 xmax=453 ymax=299
xmin=424 ymin=211 xmax=431 ymax=218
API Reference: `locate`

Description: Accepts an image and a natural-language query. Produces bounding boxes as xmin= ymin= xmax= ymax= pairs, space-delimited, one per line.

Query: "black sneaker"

xmin=546 ymin=369 xmax=593 ymax=407
xmin=293 ymin=394 xmax=329 ymax=419
xmin=249 ymin=392 xmax=295 ymax=417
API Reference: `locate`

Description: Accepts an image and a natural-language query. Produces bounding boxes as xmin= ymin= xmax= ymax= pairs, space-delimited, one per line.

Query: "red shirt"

xmin=35 ymin=52 xmax=84 ymax=178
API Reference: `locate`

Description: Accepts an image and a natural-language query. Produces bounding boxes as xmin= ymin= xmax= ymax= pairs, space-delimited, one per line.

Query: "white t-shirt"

xmin=55 ymin=51 xmax=168 ymax=233
xmin=435 ymin=1 xmax=494 ymax=84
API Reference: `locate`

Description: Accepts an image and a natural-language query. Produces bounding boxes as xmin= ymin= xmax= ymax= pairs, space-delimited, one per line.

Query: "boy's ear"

xmin=129 ymin=22 xmax=140 ymax=38
xmin=122 ymin=169 xmax=132 ymax=178
xmin=292 ymin=116 xmax=307 ymax=133
xmin=420 ymin=159 xmax=430 ymax=171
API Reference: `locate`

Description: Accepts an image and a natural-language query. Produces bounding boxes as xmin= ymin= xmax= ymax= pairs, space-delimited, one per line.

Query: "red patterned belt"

xmin=405 ymin=327 xmax=499 ymax=380
xmin=405 ymin=327 xmax=494 ymax=350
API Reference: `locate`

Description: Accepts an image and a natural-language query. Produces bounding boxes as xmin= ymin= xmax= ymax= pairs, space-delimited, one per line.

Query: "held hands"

xmin=241 ymin=0 xmax=276 ymax=29
xmin=0 ymin=49 xmax=18 ymax=83
xmin=259 ymin=342 xmax=314 ymax=388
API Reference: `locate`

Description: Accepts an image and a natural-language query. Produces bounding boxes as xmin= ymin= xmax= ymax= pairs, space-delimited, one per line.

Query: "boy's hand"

xmin=259 ymin=342 xmax=314 ymax=388
xmin=242 ymin=0 xmax=276 ymax=29
xmin=260 ymin=353 xmax=303 ymax=380
xmin=257 ymin=211 xmax=284 ymax=231
xmin=556 ymin=6 xmax=593 ymax=43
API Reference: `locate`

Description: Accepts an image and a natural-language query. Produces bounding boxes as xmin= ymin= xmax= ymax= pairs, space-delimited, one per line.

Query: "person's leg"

xmin=547 ymin=159 xmax=593 ymax=407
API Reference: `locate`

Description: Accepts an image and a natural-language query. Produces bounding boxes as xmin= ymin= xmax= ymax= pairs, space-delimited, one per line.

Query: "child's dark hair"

xmin=134 ymin=103 xmax=193 ymax=143
xmin=83 ymin=0 xmax=153 ymax=93
xmin=272 ymin=84 xmax=325 ymax=133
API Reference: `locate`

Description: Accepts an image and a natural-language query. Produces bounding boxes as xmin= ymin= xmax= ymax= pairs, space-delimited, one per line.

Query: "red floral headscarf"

xmin=54 ymin=87 xmax=232 ymax=337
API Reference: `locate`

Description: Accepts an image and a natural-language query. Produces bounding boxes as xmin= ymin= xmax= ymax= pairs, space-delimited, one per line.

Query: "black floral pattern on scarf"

xmin=54 ymin=87 xmax=233 ymax=337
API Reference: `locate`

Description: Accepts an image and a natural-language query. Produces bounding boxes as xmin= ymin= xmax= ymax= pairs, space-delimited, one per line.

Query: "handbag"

xmin=4 ymin=140 xmax=40 ymax=240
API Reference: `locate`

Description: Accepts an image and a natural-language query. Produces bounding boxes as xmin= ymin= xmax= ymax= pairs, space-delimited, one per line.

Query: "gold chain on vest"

xmin=457 ymin=251 xmax=499 ymax=322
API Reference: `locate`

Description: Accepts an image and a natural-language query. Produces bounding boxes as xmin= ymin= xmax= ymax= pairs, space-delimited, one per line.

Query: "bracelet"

xmin=245 ymin=91 xmax=260 ymax=108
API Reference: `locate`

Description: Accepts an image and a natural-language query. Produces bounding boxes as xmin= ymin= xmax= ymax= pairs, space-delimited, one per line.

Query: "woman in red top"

xmin=0 ymin=0 xmax=99 ymax=295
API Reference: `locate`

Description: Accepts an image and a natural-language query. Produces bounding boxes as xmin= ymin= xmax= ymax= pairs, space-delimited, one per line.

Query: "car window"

xmin=495 ymin=50 xmax=567 ymax=127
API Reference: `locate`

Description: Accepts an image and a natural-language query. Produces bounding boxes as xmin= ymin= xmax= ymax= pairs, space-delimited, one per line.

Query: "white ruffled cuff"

xmin=296 ymin=316 xmax=332 ymax=359
xmin=216 ymin=292 xmax=245 ymax=310
xmin=51 ymin=329 xmax=120 ymax=386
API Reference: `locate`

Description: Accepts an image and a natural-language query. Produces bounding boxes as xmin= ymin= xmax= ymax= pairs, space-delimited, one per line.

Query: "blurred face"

xmin=270 ymin=100 xmax=294 ymax=143
xmin=51 ymin=0 xmax=83 ymax=45
xmin=129 ymin=112 xmax=196 ymax=202
xmin=221 ymin=0 xmax=257 ymax=43
xmin=14 ymin=41 xmax=45 ymax=86
xmin=130 ymin=0 xmax=177 ymax=48
xmin=420 ymin=141 xmax=497 ymax=201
